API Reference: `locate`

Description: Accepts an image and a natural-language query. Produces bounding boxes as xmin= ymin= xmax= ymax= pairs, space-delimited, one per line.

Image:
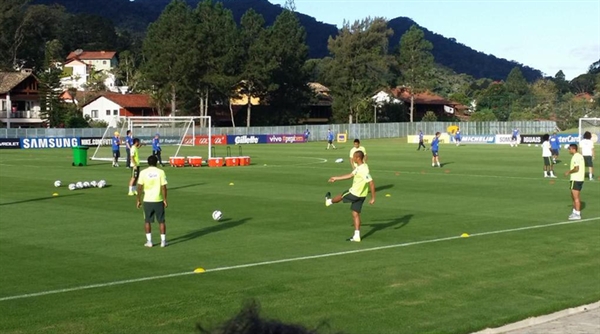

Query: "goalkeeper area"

xmin=579 ymin=117 xmax=600 ymax=142
xmin=90 ymin=116 xmax=213 ymax=162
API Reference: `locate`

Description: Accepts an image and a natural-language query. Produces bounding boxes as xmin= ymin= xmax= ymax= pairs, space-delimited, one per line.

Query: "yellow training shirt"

xmin=350 ymin=163 xmax=373 ymax=197
xmin=138 ymin=166 xmax=167 ymax=202
xmin=570 ymin=153 xmax=585 ymax=182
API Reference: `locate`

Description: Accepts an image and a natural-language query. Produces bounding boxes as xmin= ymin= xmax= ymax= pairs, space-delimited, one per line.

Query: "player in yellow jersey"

xmin=325 ymin=150 xmax=375 ymax=242
xmin=128 ymin=138 xmax=141 ymax=196
xmin=564 ymin=144 xmax=585 ymax=220
xmin=137 ymin=155 xmax=168 ymax=247
xmin=348 ymin=139 xmax=367 ymax=170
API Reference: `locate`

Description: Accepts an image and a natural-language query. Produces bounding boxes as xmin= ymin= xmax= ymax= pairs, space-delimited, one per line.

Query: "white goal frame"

xmin=90 ymin=116 xmax=212 ymax=162
xmin=578 ymin=117 xmax=600 ymax=141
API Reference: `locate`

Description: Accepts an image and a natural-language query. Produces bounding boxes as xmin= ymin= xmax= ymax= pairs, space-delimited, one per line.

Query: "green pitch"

xmin=0 ymin=140 xmax=599 ymax=334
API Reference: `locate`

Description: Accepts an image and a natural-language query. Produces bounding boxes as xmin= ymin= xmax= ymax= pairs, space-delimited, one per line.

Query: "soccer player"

xmin=128 ymin=138 xmax=141 ymax=196
xmin=417 ymin=130 xmax=427 ymax=151
xmin=580 ymin=131 xmax=595 ymax=181
xmin=125 ymin=130 xmax=133 ymax=169
xmin=304 ymin=129 xmax=310 ymax=142
xmin=152 ymin=133 xmax=165 ymax=167
xmin=112 ymin=131 xmax=121 ymax=167
xmin=325 ymin=150 xmax=375 ymax=242
xmin=511 ymin=128 xmax=520 ymax=147
xmin=326 ymin=129 xmax=336 ymax=150
xmin=137 ymin=155 xmax=168 ymax=247
xmin=541 ymin=134 xmax=556 ymax=178
xmin=349 ymin=139 xmax=367 ymax=169
xmin=454 ymin=128 xmax=462 ymax=146
xmin=431 ymin=132 xmax=441 ymax=167
xmin=550 ymin=131 xmax=560 ymax=163
xmin=564 ymin=144 xmax=585 ymax=220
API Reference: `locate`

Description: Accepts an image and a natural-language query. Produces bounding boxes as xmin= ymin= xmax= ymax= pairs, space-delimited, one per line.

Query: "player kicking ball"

xmin=325 ymin=150 xmax=375 ymax=242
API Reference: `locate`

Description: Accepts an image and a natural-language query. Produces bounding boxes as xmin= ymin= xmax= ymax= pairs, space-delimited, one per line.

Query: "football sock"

xmin=354 ymin=230 xmax=360 ymax=238
xmin=160 ymin=234 xmax=166 ymax=242
xmin=146 ymin=233 xmax=152 ymax=242
xmin=574 ymin=210 xmax=581 ymax=215
xmin=589 ymin=173 xmax=593 ymax=179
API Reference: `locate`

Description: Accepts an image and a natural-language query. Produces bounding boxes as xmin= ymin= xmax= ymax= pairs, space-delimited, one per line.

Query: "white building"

xmin=61 ymin=50 xmax=118 ymax=92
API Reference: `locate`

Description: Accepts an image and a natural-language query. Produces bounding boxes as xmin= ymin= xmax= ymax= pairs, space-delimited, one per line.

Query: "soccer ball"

xmin=335 ymin=158 xmax=343 ymax=163
xmin=54 ymin=180 xmax=61 ymax=187
xmin=68 ymin=183 xmax=76 ymax=191
xmin=83 ymin=181 xmax=90 ymax=188
xmin=564 ymin=144 xmax=569 ymax=149
xmin=212 ymin=210 xmax=223 ymax=221
xmin=97 ymin=180 xmax=106 ymax=188
xmin=76 ymin=182 xmax=83 ymax=189
xmin=90 ymin=180 xmax=97 ymax=187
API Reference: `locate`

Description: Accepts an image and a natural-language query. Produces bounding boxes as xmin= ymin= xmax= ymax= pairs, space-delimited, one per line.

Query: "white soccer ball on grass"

xmin=83 ymin=181 xmax=90 ymax=188
xmin=76 ymin=182 xmax=83 ymax=189
xmin=212 ymin=210 xmax=223 ymax=221
xmin=90 ymin=180 xmax=97 ymax=187
xmin=68 ymin=183 xmax=76 ymax=191
xmin=54 ymin=180 xmax=61 ymax=187
xmin=97 ymin=180 xmax=106 ymax=188
xmin=564 ymin=144 xmax=569 ymax=149
xmin=335 ymin=158 xmax=343 ymax=163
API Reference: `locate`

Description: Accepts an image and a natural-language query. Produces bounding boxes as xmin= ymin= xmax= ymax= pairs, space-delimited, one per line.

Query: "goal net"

xmin=90 ymin=116 xmax=212 ymax=162
xmin=579 ymin=117 xmax=600 ymax=143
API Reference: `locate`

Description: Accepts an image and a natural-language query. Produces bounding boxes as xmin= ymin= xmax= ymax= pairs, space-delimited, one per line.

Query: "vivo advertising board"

xmin=21 ymin=137 xmax=79 ymax=149
xmin=266 ymin=134 xmax=306 ymax=144
xmin=227 ymin=135 xmax=268 ymax=145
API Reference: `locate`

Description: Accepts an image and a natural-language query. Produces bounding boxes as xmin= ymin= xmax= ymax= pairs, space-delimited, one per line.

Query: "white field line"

xmin=1 ymin=217 xmax=599 ymax=302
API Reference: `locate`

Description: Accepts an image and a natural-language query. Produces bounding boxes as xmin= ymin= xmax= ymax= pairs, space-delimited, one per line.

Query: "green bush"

xmin=421 ymin=111 xmax=438 ymax=122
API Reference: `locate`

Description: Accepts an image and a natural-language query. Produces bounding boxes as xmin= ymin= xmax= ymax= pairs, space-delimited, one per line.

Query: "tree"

xmin=185 ymin=0 xmax=240 ymax=126
xmin=476 ymin=82 xmax=511 ymax=121
xmin=0 ymin=0 xmax=29 ymax=70
xmin=238 ymin=9 xmax=273 ymax=127
xmin=397 ymin=25 xmax=435 ymax=122
xmin=421 ymin=111 xmax=437 ymax=122
xmin=263 ymin=8 xmax=311 ymax=124
xmin=323 ymin=17 xmax=393 ymax=123
xmin=38 ymin=39 xmax=69 ymax=127
xmin=142 ymin=0 xmax=194 ymax=116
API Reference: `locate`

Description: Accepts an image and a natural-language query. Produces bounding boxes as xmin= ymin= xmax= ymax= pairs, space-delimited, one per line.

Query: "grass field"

xmin=0 ymin=140 xmax=599 ymax=334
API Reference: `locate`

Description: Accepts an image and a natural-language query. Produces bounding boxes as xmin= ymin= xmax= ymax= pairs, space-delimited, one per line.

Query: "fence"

xmin=0 ymin=121 xmax=557 ymax=141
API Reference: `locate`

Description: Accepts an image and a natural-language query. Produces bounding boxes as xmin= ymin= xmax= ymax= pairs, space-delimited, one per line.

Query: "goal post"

xmin=578 ymin=117 xmax=600 ymax=143
xmin=90 ymin=116 xmax=212 ymax=162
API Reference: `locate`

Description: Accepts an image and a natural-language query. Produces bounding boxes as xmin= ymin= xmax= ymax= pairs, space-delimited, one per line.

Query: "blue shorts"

xmin=432 ymin=150 xmax=439 ymax=157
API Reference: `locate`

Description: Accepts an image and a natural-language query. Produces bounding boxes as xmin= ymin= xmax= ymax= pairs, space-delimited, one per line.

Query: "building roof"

xmin=67 ymin=50 xmax=117 ymax=60
xmin=391 ymin=87 xmax=454 ymax=105
xmin=0 ymin=71 xmax=33 ymax=94
xmin=83 ymin=93 xmax=154 ymax=109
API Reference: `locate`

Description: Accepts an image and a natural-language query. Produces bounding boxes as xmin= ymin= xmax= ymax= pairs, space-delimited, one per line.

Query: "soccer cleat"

xmin=160 ymin=241 xmax=168 ymax=248
xmin=128 ymin=191 xmax=135 ymax=196
xmin=144 ymin=241 xmax=153 ymax=248
xmin=347 ymin=236 xmax=361 ymax=242
xmin=568 ymin=213 xmax=581 ymax=220
xmin=549 ymin=175 xmax=557 ymax=178
xmin=325 ymin=192 xmax=332 ymax=206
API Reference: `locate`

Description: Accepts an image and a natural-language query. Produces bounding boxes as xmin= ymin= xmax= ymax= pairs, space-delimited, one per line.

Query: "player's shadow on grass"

xmin=0 ymin=193 xmax=84 ymax=206
xmin=169 ymin=217 xmax=251 ymax=245
xmin=361 ymin=214 xmax=413 ymax=240
xmin=440 ymin=162 xmax=453 ymax=167
xmin=375 ymin=184 xmax=394 ymax=192
xmin=169 ymin=183 xmax=205 ymax=191
xmin=567 ymin=202 xmax=587 ymax=210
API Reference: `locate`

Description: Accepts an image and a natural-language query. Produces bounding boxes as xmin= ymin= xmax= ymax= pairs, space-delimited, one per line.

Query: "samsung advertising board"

xmin=21 ymin=137 xmax=79 ymax=149
xmin=0 ymin=138 xmax=21 ymax=149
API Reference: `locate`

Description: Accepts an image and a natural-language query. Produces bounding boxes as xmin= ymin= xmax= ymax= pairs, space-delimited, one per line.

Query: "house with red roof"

xmin=373 ymin=87 xmax=469 ymax=121
xmin=62 ymin=50 xmax=119 ymax=92
xmin=0 ymin=69 xmax=44 ymax=128
xmin=81 ymin=93 xmax=169 ymax=126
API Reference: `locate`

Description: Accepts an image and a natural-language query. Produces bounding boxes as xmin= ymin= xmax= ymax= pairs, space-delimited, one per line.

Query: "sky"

xmin=270 ymin=0 xmax=600 ymax=80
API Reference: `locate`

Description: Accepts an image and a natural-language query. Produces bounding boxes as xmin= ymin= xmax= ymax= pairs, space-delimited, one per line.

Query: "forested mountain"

xmin=31 ymin=0 xmax=543 ymax=81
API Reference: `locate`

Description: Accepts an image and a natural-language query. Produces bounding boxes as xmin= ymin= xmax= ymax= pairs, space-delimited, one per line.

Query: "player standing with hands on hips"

xmin=137 ymin=155 xmax=168 ymax=247
xmin=112 ymin=131 xmax=121 ymax=167
xmin=564 ymin=144 xmax=585 ymax=220
xmin=325 ymin=150 xmax=375 ymax=242
xmin=431 ymin=132 xmax=441 ymax=167
xmin=128 ymin=138 xmax=141 ymax=196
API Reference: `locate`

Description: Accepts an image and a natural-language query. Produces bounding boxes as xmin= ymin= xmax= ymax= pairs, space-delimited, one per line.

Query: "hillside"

xmin=31 ymin=0 xmax=543 ymax=81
